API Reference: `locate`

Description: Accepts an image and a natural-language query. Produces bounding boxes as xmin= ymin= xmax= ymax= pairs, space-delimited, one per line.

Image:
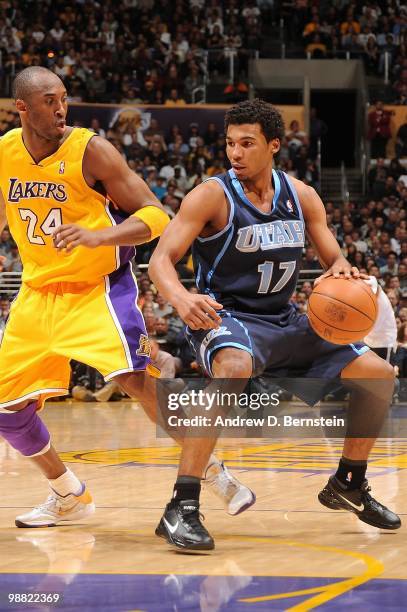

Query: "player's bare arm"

xmin=53 ymin=136 xmax=169 ymax=252
xmin=293 ymin=178 xmax=363 ymax=285
xmin=149 ymin=181 xmax=226 ymax=330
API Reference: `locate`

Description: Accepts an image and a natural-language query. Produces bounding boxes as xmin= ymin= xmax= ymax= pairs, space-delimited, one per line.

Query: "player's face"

xmin=226 ymin=123 xmax=280 ymax=180
xmin=18 ymin=81 xmax=68 ymax=142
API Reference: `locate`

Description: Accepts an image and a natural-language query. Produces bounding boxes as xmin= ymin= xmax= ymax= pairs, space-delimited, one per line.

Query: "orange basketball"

xmin=307 ymin=277 xmax=378 ymax=345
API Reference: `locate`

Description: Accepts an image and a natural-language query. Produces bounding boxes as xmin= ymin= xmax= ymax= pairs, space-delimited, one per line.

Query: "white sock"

xmin=49 ymin=468 xmax=83 ymax=497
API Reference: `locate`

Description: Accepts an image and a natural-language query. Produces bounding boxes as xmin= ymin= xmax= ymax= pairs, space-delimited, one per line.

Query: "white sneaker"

xmin=15 ymin=485 xmax=95 ymax=528
xmin=203 ymin=460 xmax=256 ymax=515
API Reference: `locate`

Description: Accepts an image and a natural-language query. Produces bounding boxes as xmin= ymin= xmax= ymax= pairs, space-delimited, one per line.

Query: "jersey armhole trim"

xmin=284 ymin=173 xmax=305 ymax=224
xmin=196 ymin=176 xmax=235 ymax=243
xmin=81 ymin=132 xmax=109 ymax=201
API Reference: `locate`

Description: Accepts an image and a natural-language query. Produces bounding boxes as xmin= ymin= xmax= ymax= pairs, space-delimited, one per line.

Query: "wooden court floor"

xmin=0 ymin=400 xmax=406 ymax=611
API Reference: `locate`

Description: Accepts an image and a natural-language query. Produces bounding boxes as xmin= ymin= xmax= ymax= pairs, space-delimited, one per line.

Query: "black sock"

xmin=335 ymin=457 xmax=367 ymax=490
xmin=172 ymin=476 xmax=201 ymax=504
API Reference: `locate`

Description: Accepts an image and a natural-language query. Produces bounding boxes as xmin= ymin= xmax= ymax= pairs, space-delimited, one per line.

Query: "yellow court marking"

xmin=3 ymin=529 xmax=383 ymax=609
xmin=59 ymin=442 xmax=407 ymax=470
xmin=236 ymin=537 xmax=384 ymax=610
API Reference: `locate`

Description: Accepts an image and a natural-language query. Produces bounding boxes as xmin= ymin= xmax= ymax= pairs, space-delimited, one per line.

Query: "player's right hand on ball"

xmin=175 ymin=294 xmax=223 ymax=330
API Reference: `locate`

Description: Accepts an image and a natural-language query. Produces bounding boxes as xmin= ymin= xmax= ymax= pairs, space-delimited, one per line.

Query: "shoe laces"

xmin=205 ymin=461 xmax=239 ymax=502
xmin=180 ymin=505 xmax=206 ymax=533
xmin=361 ymin=483 xmax=381 ymax=510
xmin=33 ymin=493 xmax=63 ymax=513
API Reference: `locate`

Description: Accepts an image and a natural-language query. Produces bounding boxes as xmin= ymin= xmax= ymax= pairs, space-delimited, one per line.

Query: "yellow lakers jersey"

xmin=0 ymin=127 xmax=131 ymax=287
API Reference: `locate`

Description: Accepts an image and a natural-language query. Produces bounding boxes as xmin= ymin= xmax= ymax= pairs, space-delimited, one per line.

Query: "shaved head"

xmin=13 ymin=67 xmax=63 ymax=101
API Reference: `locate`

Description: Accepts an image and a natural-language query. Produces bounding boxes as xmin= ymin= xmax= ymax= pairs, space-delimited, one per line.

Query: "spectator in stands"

xmin=0 ymin=228 xmax=12 ymax=257
xmin=306 ymin=33 xmax=328 ymax=58
xmin=394 ymin=323 xmax=407 ymax=378
xmin=164 ymin=88 xmax=186 ymax=105
xmin=5 ymin=243 xmax=22 ymax=272
xmin=396 ymin=120 xmax=407 ymax=157
xmin=204 ymin=122 xmax=219 ymax=146
xmin=368 ymin=101 xmax=393 ymax=158
xmin=87 ymin=68 xmax=107 ymax=102
xmin=286 ymin=120 xmax=308 ymax=159
xmin=301 ymin=246 xmax=321 ymax=270
xmin=380 ymin=251 xmax=399 ymax=275
xmin=364 ymin=36 xmax=379 ymax=75
xmin=340 ymin=15 xmax=361 ymax=36
xmin=153 ymin=293 xmax=173 ymax=318
xmin=309 ymin=108 xmax=327 ymax=160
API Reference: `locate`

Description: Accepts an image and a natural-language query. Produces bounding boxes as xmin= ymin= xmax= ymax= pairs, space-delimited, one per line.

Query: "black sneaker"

xmin=155 ymin=499 xmax=215 ymax=551
xmin=318 ymin=476 xmax=401 ymax=530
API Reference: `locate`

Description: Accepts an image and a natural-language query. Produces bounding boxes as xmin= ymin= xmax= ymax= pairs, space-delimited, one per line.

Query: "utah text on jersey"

xmin=236 ymin=219 xmax=305 ymax=253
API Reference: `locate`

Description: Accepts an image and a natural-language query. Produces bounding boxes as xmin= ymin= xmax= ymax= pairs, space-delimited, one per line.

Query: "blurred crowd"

xmin=0 ymin=0 xmax=267 ymax=102
xmin=1 ymin=0 xmax=407 ymax=104
xmin=285 ymin=0 xmax=407 ymax=78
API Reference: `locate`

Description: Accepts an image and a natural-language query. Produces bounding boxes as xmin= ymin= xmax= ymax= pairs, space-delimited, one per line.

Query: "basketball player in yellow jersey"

xmin=0 ymin=67 xmax=253 ymax=536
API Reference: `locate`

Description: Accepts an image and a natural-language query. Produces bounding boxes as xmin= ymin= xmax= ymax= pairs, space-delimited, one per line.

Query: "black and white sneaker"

xmin=318 ymin=476 xmax=401 ymax=530
xmin=155 ymin=500 xmax=215 ymax=551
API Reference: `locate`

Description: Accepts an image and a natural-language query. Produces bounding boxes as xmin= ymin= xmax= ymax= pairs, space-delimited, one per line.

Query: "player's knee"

xmin=363 ymin=353 xmax=395 ymax=380
xmin=212 ymin=349 xmax=252 ymax=378
xmin=343 ymin=351 xmax=395 ymax=380
xmin=114 ymin=371 xmax=146 ymax=397
xmin=378 ymin=359 xmax=396 ymax=380
xmin=0 ymin=400 xmax=50 ymax=457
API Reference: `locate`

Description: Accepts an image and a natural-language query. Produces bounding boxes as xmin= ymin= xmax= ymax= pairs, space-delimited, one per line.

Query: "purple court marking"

xmin=1 ymin=574 xmax=406 ymax=611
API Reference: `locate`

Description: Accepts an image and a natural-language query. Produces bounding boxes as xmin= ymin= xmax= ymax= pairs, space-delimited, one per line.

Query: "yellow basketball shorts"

xmin=0 ymin=263 xmax=153 ymax=409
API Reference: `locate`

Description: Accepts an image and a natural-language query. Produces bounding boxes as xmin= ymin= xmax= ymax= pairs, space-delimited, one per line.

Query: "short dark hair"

xmin=12 ymin=66 xmax=61 ymax=101
xmin=224 ymin=99 xmax=285 ymax=142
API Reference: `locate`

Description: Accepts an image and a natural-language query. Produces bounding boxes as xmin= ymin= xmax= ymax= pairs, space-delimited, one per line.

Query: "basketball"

xmin=308 ymin=277 xmax=378 ymax=345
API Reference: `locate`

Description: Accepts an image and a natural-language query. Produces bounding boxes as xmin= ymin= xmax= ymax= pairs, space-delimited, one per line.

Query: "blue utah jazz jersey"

xmin=192 ymin=168 xmax=305 ymax=314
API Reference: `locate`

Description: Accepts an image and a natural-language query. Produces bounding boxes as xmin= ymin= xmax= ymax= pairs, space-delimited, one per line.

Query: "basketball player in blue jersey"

xmin=150 ymin=99 xmax=400 ymax=550
xmin=0 ymin=67 xmax=253 ymax=533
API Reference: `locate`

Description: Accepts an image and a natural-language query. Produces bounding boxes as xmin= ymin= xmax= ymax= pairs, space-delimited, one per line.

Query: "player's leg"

xmin=0 ymin=285 xmax=94 ymax=528
xmin=0 ymin=398 xmax=94 ymax=528
xmin=319 ymin=350 xmax=401 ymax=529
xmin=201 ymin=348 xmax=257 ymax=513
xmin=117 ymin=365 xmax=255 ymax=512
xmin=251 ymin=308 xmax=401 ymax=529
xmin=155 ymin=346 xmax=251 ymax=551
xmin=116 ymin=355 xmax=254 ymax=551
xmin=150 ymin=317 xmax=257 ymax=550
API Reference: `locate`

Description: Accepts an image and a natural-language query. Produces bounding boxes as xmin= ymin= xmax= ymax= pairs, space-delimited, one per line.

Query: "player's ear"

xmin=15 ymin=99 xmax=27 ymax=113
xmin=269 ymin=138 xmax=280 ymax=155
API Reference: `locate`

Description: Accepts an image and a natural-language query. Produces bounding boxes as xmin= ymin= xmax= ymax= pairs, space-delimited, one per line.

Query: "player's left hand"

xmin=52 ymin=224 xmax=102 ymax=252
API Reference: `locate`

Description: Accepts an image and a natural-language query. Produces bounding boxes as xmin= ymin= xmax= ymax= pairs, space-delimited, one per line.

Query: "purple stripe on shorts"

xmin=108 ymin=203 xmax=136 ymax=266
xmin=107 ymin=263 xmax=150 ymax=371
